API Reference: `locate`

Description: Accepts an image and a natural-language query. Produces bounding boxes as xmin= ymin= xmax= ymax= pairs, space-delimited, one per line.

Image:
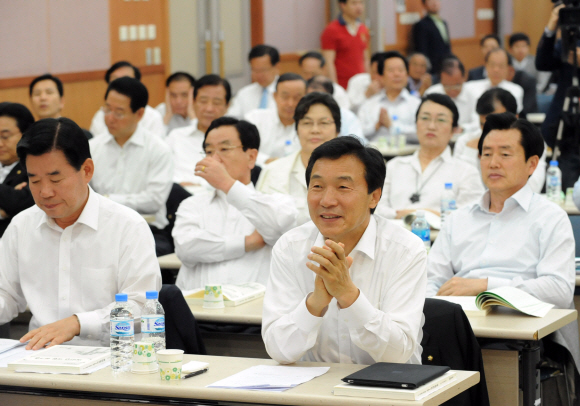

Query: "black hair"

xmin=294 ymin=92 xmax=342 ymax=132
xmin=276 ymin=73 xmax=307 ymax=91
xmin=371 ymin=52 xmax=387 ymax=76
xmin=415 ymin=93 xmax=460 ymax=128
xmin=407 ymin=52 xmax=432 ymax=72
xmin=0 ymin=103 xmax=35 ymax=134
xmin=305 ymin=137 xmax=385 ymax=214
xmin=165 ymin=72 xmax=195 ymax=87
xmin=306 ymin=75 xmax=335 ymax=95
xmin=476 ymin=88 xmax=518 ymax=116
xmin=105 ymin=61 xmax=141 ymax=84
xmin=105 ymin=77 xmax=148 ymax=113
xmin=378 ymin=51 xmax=409 ymax=75
xmin=193 ymin=74 xmax=232 ymax=104
xmin=204 ymin=116 xmax=260 ymax=151
xmin=17 ymin=117 xmax=91 ymax=172
xmin=480 ymin=34 xmax=501 ymax=47
xmin=440 ymin=55 xmax=465 ymax=76
xmin=29 ymin=74 xmax=64 ymax=97
xmin=299 ymin=51 xmax=326 ymax=68
xmin=484 ymin=47 xmax=513 ymax=65
xmin=248 ymin=45 xmax=280 ymax=66
xmin=478 ymin=112 xmax=544 ymax=161
xmin=509 ymin=32 xmax=530 ymax=48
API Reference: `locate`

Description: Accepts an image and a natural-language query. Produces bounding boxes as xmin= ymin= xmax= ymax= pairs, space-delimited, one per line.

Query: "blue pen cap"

xmin=550 ymin=160 xmax=558 ymax=167
xmin=146 ymin=291 xmax=158 ymax=300
xmin=115 ymin=293 xmax=128 ymax=302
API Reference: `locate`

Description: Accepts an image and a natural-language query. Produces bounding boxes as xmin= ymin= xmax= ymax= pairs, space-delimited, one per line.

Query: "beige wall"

xmin=169 ymin=0 xmax=199 ymax=76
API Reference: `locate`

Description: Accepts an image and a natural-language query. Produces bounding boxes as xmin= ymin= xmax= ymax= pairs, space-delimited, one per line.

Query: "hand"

xmin=264 ymin=157 xmax=279 ymax=164
xmin=548 ymin=4 xmax=565 ymax=32
xmin=307 ymin=240 xmax=358 ymax=309
xmin=186 ymin=87 xmax=196 ymax=120
xmin=245 ymin=229 xmax=266 ymax=252
xmin=179 ymin=181 xmax=201 ymax=187
xmin=437 ymin=277 xmax=488 ymax=297
xmin=365 ymin=80 xmax=382 ymax=98
xmin=14 ymin=182 xmax=27 ymax=190
xmin=194 ymin=157 xmax=235 ymax=192
xmin=21 ymin=315 xmax=80 ymax=350
xmin=0 ymin=209 xmax=6 ymax=218
xmin=306 ymin=275 xmax=333 ymax=317
xmin=419 ymin=73 xmax=432 ymax=96
xmin=377 ymin=107 xmax=391 ymax=130
xmin=466 ymin=137 xmax=480 ymax=150
xmin=163 ymin=89 xmax=173 ymax=125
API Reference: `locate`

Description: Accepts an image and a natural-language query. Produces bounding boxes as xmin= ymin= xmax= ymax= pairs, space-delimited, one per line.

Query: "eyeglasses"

xmin=203 ymin=145 xmax=243 ymax=157
xmin=299 ymin=120 xmax=335 ymax=130
xmin=101 ymin=106 xmax=127 ymax=120
xmin=0 ymin=131 xmax=20 ymax=143
xmin=418 ymin=116 xmax=451 ymax=126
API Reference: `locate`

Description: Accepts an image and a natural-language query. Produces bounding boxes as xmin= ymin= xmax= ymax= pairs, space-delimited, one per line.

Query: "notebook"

xmin=341 ymin=363 xmax=450 ymax=389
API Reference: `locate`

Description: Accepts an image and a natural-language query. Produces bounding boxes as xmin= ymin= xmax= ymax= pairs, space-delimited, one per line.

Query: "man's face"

xmin=480 ymin=129 xmax=537 ymax=196
xmin=408 ymin=54 xmax=428 ymax=81
xmin=423 ymin=0 xmax=441 ymax=14
xmin=0 ymin=117 xmax=22 ymax=166
xmin=168 ymin=80 xmax=192 ymax=117
xmin=416 ymin=100 xmax=454 ymax=150
xmin=486 ymin=51 xmax=509 ymax=86
xmin=340 ymin=0 xmax=364 ymax=19
xmin=382 ymin=57 xmax=408 ymax=93
xmin=30 ymin=80 xmax=64 ymax=119
xmin=297 ymin=104 xmax=338 ymax=156
xmin=104 ymin=90 xmax=143 ymax=139
xmin=370 ymin=61 xmax=381 ymax=81
xmin=300 ymin=58 xmax=324 ymax=81
xmin=250 ymin=55 xmax=278 ymax=88
xmin=109 ymin=66 xmax=135 ymax=82
xmin=308 ymin=155 xmax=380 ymax=243
xmin=193 ymin=85 xmax=229 ymax=132
xmin=26 ymin=150 xmax=93 ymax=228
xmin=204 ymin=125 xmax=256 ymax=183
xmin=440 ymin=69 xmax=464 ymax=99
xmin=481 ymin=38 xmax=500 ymax=58
xmin=274 ymin=80 xmax=307 ymax=124
xmin=510 ymin=40 xmax=530 ymax=62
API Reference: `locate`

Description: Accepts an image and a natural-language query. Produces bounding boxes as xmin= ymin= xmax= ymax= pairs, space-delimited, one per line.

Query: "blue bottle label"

xmin=412 ymin=228 xmax=430 ymax=242
xmin=110 ymin=320 xmax=134 ymax=337
xmin=142 ymin=315 xmax=165 ymax=333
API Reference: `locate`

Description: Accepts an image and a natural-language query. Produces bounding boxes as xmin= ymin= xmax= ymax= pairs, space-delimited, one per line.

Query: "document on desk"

xmin=0 ymin=339 xmax=26 ymax=354
xmin=207 ymin=365 xmax=330 ymax=392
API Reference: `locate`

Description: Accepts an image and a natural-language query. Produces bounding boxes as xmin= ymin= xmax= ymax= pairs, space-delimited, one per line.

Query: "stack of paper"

xmin=207 ymin=365 xmax=329 ymax=392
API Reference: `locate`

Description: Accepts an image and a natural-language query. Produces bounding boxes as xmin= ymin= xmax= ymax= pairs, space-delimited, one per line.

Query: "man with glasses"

xmin=88 ymin=77 xmax=173 ymax=256
xmin=0 ymin=103 xmax=35 ymax=237
xmin=172 ymin=117 xmax=297 ymax=290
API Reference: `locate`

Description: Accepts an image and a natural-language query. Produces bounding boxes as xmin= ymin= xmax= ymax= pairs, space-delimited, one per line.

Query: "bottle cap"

xmin=115 ymin=293 xmax=128 ymax=302
xmin=146 ymin=291 xmax=159 ymax=300
xmin=445 ymin=182 xmax=453 ymax=188
xmin=550 ymin=160 xmax=558 ymax=166
xmin=285 ymin=140 xmax=292 ymax=145
xmin=415 ymin=210 xmax=425 ymax=217
xmin=392 ymin=115 xmax=398 ymax=120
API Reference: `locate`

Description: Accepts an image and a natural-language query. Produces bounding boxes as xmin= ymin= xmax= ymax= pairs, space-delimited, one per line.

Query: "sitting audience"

xmin=173 ymin=117 xmax=297 ymax=289
xmin=407 ymin=53 xmax=432 ymax=97
xmin=155 ymin=72 xmax=196 ymax=135
xmin=467 ymin=34 xmax=501 ymax=81
xmin=347 ymin=52 xmax=385 ymax=112
xmin=375 ymin=94 xmax=483 ymax=219
xmin=257 ymin=92 xmax=341 ymax=225
xmin=509 ymin=32 xmax=551 ymax=94
xmin=262 ymin=136 xmax=426 ymax=364
xmin=299 ymin=51 xmax=351 ymax=110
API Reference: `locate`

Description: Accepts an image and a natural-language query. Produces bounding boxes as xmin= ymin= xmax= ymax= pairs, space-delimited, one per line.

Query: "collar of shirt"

xmin=313 ymin=214 xmax=377 ymax=261
xmin=266 ymin=77 xmax=279 ymax=93
xmin=103 ymin=125 xmax=146 ymax=148
xmin=380 ymin=88 xmax=413 ymax=104
xmin=475 ymin=183 xmax=533 ymax=214
xmin=37 ymin=185 xmax=99 ymax=232
xmin=0 ymin=161 xmax=18 ymax=183
xmin=337 ymin=13 xmax=360 ymax=26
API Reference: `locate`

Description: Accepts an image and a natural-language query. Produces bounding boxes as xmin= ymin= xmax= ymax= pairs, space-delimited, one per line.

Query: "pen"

xmin=183 ymin=367 xmax=209 ymax=379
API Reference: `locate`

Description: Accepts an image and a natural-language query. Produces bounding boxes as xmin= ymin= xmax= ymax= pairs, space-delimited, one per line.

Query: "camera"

xmin=553 ymin=0 xmax=580 ymax=62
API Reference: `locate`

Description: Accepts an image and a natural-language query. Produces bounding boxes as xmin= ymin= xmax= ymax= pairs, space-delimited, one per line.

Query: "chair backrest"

xmin=568 ymin=215 xmax=580 ymax=257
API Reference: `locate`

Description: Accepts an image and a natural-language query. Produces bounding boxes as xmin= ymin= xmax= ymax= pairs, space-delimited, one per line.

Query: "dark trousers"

xmin=559 ymin=152 xmax=580 ymax=191
xmin=150 ymin=225 xmax=174 ymax=257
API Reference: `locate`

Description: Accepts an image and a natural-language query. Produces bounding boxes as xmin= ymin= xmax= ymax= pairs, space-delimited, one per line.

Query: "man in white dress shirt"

xmin=245 ymin=73 xmax=307 ymax=164
xmin=227 ymin=45 xmax=280 ymax=118
xmin=0 ymin=117 xmax=161 ymax=349
xmin=166 ymin=74 xmax=231 ymax=187
xmin=262 ymin=136 xmax=427 ymax=365
xmin=90 ymin=61 xmax=164 ymax=138
xmin=298 ymin=51 xmax=351 ymax=110
xmin=347 ymin=52 xmax=385 ymax=112
xmin=89 ymin=77 xmax=173 ymax=256
xmin=358 ymin=51 xmax=421 ymax=142
xmin=155 ymin=72 xmax=196 ymax=135
xmin=173 ymin=117 xmax=297 ymax=289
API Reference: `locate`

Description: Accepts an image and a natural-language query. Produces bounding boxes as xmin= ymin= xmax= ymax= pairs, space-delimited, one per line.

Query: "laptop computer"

xmin=341 ymin=362 xmax=450 ymax=389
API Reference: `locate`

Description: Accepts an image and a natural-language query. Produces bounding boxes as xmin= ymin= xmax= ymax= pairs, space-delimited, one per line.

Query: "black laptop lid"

xmin=341 ymin=362 xmax=450 ymax=389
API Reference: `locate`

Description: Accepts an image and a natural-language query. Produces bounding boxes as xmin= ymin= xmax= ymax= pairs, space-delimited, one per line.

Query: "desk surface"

xmin=373 ymin=144 xmax=420 ymax=157
xmin=0 ymin=355 xmax=479 ymax=406
xmin=142 ymin=214 xmax=156 ymax=224
xmin=189 ymin=298 xmax=264 ymax=325
xmin=158 ymin=253 xmax=181 ymax=270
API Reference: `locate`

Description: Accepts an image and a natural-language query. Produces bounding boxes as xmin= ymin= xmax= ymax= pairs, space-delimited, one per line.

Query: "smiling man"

xmin=262 ymin=136 xmax=427 ymax=365
xmin=0 ymin=117 xmax=160 ymax=349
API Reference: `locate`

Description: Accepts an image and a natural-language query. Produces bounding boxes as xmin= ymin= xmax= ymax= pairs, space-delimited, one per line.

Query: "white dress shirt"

xmin=262 ymin=215 xmax=426 ymax=365
xmin=90 ymin=105 xmax=165 ymax=139
xmin=340 ymin=108 xmax=365 ymax=141
xmin=0 ymin=187 xmax=161 ymax=346
xmin=375 ymin=147 xmax=484 ymax=219
xmin=89 ymin=127 xmax=173 ymax=229
xmin=173 ymin=181 xmax=298 ymax=289
xmin=346 ymin=72 xmax=371 ymax=112
xmin=424 ymin=83 xmax=481 ymax=134
xmin=332 ymin=83 xmax=351 ymax=110
xmin=0 ymin=162 xmax=17 ymax=184
xmin=358 ymin=89 xmax=422 ymax=142
xmin=155 ymin=102 xmax=192 ymax=135
xmin=227 ymin=78 xmax=278 ymax=119
xmin=464 ymin=79 xmax=524 ymax=114
xmin=245 ymin=109 xmax=300 ymax=164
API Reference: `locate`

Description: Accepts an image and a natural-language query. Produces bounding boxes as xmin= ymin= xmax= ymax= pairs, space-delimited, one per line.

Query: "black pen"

xmin=183 ymin=367 xmax=209 ymax=379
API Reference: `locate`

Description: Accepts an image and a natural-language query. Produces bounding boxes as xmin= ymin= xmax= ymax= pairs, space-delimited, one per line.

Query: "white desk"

xmin=0 ymin=355 xmax=479 ymax=406
xmin=141 ymin=214 xmax=156 ymax=224
xmin=371 ymin=144 xmax=420 ymax=158
xmin=158 ymin=253 xmax=181 ymax=269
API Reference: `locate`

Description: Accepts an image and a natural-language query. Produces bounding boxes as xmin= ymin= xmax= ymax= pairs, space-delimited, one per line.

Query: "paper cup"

xmin=203 ymin=284 xmax=224 ymax=309
xmin=131 ymin=341 xmax=158 ymax=374
xmin=157 ymin=349 xmax=184 ymax=381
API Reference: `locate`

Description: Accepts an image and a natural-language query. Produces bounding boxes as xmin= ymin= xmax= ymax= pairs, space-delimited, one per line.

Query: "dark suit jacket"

xmin=467 ymin=66 xmax=486 ymax=81
xmin=412 ymin=15 xmax=451 ymax=74
xmin=0 ymin=162 xmax=35 ymax=237
xmin=512 ymin=70 xmax=538 ymax=118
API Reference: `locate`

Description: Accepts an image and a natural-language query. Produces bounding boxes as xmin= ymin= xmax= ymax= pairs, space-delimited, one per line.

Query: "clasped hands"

xmin=306 ymin=239 xmax=359 ymax=317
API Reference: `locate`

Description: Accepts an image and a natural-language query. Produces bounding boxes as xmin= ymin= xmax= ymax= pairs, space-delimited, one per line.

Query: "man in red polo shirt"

xmin=321 ymin=0 xmax=370 ymax=89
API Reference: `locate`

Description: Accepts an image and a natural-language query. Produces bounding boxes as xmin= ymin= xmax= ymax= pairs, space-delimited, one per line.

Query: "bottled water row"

xmin=110 ymin=291 xmax=166 ymax=371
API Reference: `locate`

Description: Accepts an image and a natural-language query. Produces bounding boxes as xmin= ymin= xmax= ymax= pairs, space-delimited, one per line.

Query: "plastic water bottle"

xmin=412 ymin=210 xmax=431 ymax=253
xmin=142 ymin=291 xmax=166 ymax=352
xmin=440 ymin=183 xmax=457 ymax=226
xmin=390 ymin=115 xmax=400 ymax=149
xmin=110 ymin=293 xmax=134 ymax=371
xmin=546 ymin=160 xmax=562 ymax=203
xmin=283 ymin=139 xmax=294 ymax=156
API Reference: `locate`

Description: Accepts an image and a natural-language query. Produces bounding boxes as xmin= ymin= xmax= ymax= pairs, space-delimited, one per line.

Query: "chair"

xmin=421 ymin=298 xmax=490 ymax=406
xmin=0 ymin=323 xmax=9 ymax=339
xmin=568 ymin=215 xmax=580 ymax=256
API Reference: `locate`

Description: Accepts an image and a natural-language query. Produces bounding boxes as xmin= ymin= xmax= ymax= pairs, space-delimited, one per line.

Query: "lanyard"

xmin=410 ymin=159 xmax=444 ymax=203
